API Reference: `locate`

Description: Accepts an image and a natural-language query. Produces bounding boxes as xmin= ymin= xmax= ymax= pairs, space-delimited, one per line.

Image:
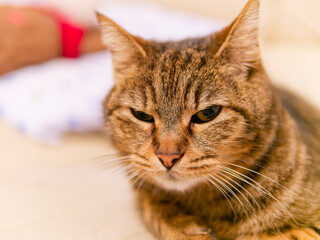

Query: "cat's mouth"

xmin=153 ymin=172 xmax=202 ymax=191
xmin=165 ymin=172 xmax=178 ymax=181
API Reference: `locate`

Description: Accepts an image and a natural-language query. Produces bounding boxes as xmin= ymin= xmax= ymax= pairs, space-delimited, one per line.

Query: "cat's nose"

xmin=157 ymin=153 xmax=181 ymax=170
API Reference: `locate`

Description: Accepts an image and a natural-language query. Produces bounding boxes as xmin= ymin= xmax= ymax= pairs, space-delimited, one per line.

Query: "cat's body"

xmin=97 ymin=0 xmax=320 ymax=239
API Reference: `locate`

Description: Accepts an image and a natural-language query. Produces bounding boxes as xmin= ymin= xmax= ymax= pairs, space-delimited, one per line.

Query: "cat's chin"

xmin=153 ymin=174 xmax=202 ymax=192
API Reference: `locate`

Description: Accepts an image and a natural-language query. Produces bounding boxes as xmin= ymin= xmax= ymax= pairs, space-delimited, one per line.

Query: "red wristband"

xmin=58 ymin=16 xmax=85 ymax=58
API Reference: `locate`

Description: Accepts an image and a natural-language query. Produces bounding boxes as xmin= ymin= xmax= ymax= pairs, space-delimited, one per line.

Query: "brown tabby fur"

xmin=97 ymin=0 xmax=320 ymax=239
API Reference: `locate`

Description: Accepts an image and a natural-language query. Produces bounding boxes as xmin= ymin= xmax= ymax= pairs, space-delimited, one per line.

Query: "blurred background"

xmin=0 ymin=0 xmax=319 ymax=239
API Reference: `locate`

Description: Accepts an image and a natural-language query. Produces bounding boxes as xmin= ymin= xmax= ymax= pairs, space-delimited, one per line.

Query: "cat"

xmin=96 ymin=0 xmax=320 ymax=239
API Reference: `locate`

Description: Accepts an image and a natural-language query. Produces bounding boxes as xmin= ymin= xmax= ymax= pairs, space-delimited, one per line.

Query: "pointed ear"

xmin=96 ymin=13 xmax=146 ymax=74
xmin=215 ymin=0 xmax=260 ymax=71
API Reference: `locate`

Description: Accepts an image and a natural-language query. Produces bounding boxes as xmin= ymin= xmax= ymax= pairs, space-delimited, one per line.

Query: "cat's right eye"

xmin=130 ymin=108 xmax=154 ymax=123
xmin=191 ymin=106 xmax=222 ymax=124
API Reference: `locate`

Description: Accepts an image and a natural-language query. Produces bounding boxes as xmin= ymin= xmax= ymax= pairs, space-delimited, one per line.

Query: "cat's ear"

xmin=96 ymin=13 xmax=146 ymax=73
xmin=215 ymin=0 xmax=260 ymax=71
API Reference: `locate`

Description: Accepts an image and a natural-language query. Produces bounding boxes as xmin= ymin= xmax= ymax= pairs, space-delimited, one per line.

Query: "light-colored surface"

xmin=0 ymin=123 xmax=153 ymax=240
xmin=1 ymin=0 xmax=320 ymax=240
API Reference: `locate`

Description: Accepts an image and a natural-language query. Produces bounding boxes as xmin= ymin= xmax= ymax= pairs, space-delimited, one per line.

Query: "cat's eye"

xmin=130 ymin=108 xmax=154 ymax=123
xmin=191 ymin=106 xmax=222 ymax=124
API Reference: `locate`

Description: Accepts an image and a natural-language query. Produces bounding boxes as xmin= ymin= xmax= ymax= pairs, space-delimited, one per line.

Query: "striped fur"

xmin=97 ymin=0 xmax=320 ymax=239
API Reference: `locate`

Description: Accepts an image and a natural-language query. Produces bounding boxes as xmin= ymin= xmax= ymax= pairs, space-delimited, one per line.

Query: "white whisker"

xmin=85 ymin=156 xmax=131 ymax=171
xmin=61 ymin=153 xmax=129 ymax=168
xmin=213 ymin=174 xmax=252 ymax=219
xmin=224 ymin=162 xmax=308 ymax=203
xmin=204 ymin=176 xmax=237 ymax=218
xmin=128 ymin=169 xmax=141 ymax=181
xmin=219 ymin=168 xmax=262 ymax=213
xmin=216 ymin=172 xmax=258 ymax=216
xmin=87 ymin=164 xmax=132 ymax=186
xmin=221 ymin=165 xmax=300 ymax=225
xmin=132 ymin=172 xmax=147 ymax=186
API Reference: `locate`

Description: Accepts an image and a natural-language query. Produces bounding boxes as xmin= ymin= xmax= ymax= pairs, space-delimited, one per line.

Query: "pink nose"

xmin=157 ymin=153 xmax=181 ymax=170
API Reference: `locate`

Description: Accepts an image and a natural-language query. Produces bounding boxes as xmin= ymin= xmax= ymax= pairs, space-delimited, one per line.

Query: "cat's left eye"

xmin=191 ymin=106 xmax=222 ymax=124
xmin=130 ymin=108 xmax=154 ymax=123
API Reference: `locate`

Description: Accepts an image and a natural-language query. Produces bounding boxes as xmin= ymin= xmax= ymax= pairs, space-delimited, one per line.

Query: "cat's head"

xmin=97 ymin=0 xmax=276 ymax=192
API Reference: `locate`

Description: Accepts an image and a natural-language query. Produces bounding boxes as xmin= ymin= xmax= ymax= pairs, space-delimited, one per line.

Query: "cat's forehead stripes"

xmin=146 ymin=47 xmax=219 ymax=114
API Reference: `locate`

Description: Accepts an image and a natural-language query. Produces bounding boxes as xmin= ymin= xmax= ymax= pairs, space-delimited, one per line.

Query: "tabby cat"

xmin=96 ymin=0 xmax=320 ymax=239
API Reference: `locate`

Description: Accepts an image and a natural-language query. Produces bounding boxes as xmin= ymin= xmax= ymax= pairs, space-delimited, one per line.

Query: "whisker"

xmin=87 ymin=153 xmax=129 ymax=161
xmin=215 ymin=155 xmax=265 ymax=168
xmin=137 ymin=173 xmax=151 ymax=190
xmin=84 ymin=156 xmax=131 ymax=171
xmin=204 ymin=176 xmax=238 ymax=218
xmin=221 ymin=165 xmax=301 ymax=224
xmin=218 ymin=168 xmax=262 ymax=212
xmin=132 ymin=172 xmax=147 ymax=186
xmin=216 ymin=171 xmax=259 ymax=215
xmin=213 ymin=174 xmax=252 ymax=218
xmin=224 ymin=162 xmax=309 ymax=204
xmin=192 ymin=155 xmax=264 ymax=169
xmin=216 ymin=170 xmax=264 ymax=231
xmin=130 ymin=160 xmax=152 ymax=169
xmin=109 ymin=163 xmax=132 ymax=175
xmin=128 ymin=169 xmax=141 ymax=181
xmin=66 ymin=157 xmax=131 ymax=177
xmin=88 ymin=164 xmax=132 ymax=185
xmin=61 ymin=153 xmax=128 ymax=168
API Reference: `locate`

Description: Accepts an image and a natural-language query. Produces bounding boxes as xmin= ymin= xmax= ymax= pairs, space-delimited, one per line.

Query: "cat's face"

xmin=98 ymin=0 xmax=274 ymax=191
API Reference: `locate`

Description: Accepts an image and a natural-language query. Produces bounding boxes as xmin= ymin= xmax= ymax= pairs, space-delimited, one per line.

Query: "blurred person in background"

xmin=0 ymin=0 xmax=105 ymax=75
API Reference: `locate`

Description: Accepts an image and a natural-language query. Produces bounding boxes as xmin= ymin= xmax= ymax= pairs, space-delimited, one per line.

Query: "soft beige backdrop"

xmin=1 ymin=0 xmax=320 ymax=239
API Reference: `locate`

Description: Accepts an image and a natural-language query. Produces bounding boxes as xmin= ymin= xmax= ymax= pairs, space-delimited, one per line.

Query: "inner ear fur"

xmin=96 ymin=13 xmax=147 ymax=76
xmin=214 ymin=0 xmax=261 ymax=71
